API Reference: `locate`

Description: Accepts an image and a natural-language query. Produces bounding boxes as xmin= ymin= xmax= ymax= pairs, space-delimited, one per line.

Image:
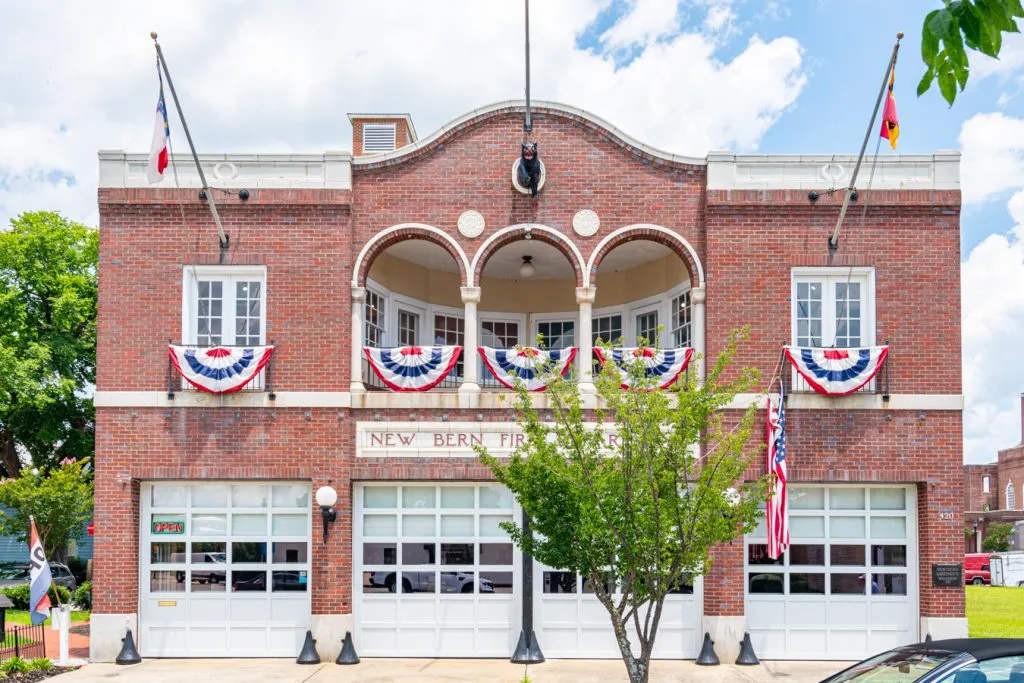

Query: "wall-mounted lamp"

xmin=315 ymin=486 xmax=338 ymax=544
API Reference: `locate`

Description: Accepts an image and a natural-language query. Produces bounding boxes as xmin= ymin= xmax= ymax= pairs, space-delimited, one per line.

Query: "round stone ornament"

xmin=457 ymin=210 xmax=485 ymax=238
xmin=572 ymin=209 xmax=600 ymax=237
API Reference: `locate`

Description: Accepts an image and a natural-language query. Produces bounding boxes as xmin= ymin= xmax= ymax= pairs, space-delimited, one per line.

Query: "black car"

xmin=822 ymin=639 xmax=1024 ymax=683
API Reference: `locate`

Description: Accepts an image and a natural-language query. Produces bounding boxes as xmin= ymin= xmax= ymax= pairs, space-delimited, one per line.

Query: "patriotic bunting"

xmin=783 ymin=346 xmax=889 ymax=396
xmin=593 ymin=347 xmax=694 ymax=390
xmin=478 ymin=346 xmax=577 ymax=392
xmin=364 ymin=346 xmax=462 ymax=392
xmin=168 ymin=345 xmax=274 ymax=394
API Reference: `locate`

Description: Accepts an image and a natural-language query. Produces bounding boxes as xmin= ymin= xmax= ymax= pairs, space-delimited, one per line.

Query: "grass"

xmin=3 ymin=609 xmax=90 ymax=626
xmin=966 ymin=585 xmax=1024 ymax=637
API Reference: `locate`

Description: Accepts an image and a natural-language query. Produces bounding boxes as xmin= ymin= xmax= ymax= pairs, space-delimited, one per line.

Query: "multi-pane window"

xmin=481 ymin=321 xmax=519 ymax=349
xmin=671 ymin=292 xmax=691 ymax=347
xmin=592 ymin=315 xmax=622 ymax=346
xmin=187 ymin=271 xmax=265 ymax=347
xmin=794 ymin=272 xmax=871 ymax=348
xmin=983 ymin=476 xmax=991 ymax=494
xmin=1007 ymin=483 xmax=1017 ymax=511
xmin=434 ymin=314 xmax=465 ymax=377
xmin=537 ymin=320 xmax=575 ymax=350
xmin=365 ymin=290 xmax=386 ymax=348
xmin=636 ymin=311 xmax=658 ymax=345
xmin=398 ymin=309 xmax=419 ymax=346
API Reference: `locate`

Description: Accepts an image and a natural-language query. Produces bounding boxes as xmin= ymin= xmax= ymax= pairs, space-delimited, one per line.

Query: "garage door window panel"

xmin=151 ymin=542 xmax=186 ymax=564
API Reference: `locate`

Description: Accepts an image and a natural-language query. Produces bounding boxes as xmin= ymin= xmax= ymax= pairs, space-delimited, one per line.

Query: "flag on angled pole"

xmin=766 ymin=382 xmax=790 ymax=560
xmin=28 ymin=518 xmax=53 ymax=626
xmin=147 ymin=69 xmax=170 ymax=184
xmin=880 ymin=66 xmax=899 ymax=150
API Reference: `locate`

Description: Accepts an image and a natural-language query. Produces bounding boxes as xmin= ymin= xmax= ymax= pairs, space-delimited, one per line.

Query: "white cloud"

xmin=958 ymin=112 xmax=1024 ymax=203
xmin=971 ymin=32 xmax=1024 ymax=82
xmin=0 ymin=0 xmax=806 ymax=228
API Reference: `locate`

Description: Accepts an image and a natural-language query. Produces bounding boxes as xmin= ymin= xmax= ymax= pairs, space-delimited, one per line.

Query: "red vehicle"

xmin=965 ymin=553 xmax=991 ymax=585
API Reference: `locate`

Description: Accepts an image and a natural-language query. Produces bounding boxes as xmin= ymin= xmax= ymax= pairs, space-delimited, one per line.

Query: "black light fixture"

xmin=519 ymin=255 xmax=535 ymax=278
xmin=315 ymin=486 xmax=338 ymax=544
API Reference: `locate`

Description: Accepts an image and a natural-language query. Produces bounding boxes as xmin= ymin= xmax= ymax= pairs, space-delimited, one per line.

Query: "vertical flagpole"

xmin=829 ymin=32 xmax=903 ymax=250
xmin=524 ymin=0 xmax=532 ymax=133
xmin=150 ymin=32 xmax=230 ymax=254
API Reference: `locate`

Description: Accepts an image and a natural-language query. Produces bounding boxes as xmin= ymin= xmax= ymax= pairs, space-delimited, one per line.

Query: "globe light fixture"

xmin=316 ymin=485 xmax=338 ymax=543
xmin=519 ymin=255 xmax=535 ymax=278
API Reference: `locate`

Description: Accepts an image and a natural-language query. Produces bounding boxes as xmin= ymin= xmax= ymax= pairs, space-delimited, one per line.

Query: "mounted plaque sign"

xmin=931 ymin=563 xmax=962 ymax=587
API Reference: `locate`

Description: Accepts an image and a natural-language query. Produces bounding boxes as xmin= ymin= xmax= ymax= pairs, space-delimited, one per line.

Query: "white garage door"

xmin=745 ymin=485 xmax=918 ymax=660
xmin=354 ymin=483 xmax=519 ymax=657
xmin=536 ymin=566 xmax=701 ymax=659
xmin=140 ymin=481 xmax=312 ymax=657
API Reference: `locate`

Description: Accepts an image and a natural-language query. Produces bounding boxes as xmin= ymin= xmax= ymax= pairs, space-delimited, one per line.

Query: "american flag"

xmin=766 ymin=382 xmax=790 ymax=560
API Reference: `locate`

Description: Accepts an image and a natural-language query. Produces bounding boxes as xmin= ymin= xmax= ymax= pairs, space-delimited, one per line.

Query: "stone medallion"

xmin=572 ymin=209 xmax=600 ymax=237
xmin=457 ymin=210 xmax=485 ymax=238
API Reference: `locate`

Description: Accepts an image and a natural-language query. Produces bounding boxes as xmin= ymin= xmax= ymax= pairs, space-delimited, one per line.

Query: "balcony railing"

xmin=167 ymin=341 xmax=275 ymax=399
xmin=781 ymin=345 xmax=890 ymax=400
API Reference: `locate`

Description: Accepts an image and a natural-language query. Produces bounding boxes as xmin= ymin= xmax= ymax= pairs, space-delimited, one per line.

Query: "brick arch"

xmin=587 ymin=224 xmax=705 ymax=288
xmin=353 ymin=223 xmax=471 ymax=288
xmin=470 ymin=224 xmax=587 ymax=288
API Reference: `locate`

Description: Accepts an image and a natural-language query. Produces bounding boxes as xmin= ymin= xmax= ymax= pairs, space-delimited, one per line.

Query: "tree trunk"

xmin=608 ymin=612 xmax=650 ymax=683
xmin=0 ymin=428 xmax=21 ymax=478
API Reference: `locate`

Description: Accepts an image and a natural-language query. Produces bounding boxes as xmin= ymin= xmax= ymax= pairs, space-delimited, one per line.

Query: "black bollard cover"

xmin=925 ymin=633 xmax=933 ymax=642
xmin=115 ymin=628 xmax=142 ymax=665
xmin=297 ymin=630 xmax=320 ymax=665
xmin=695 ymin=632 xmax=720 ymax=666
xmin=336 ymin=631 xmax=360 ymax=665
xmin=735 ymin=632 xmax=760 ymax=666
xmin=510 ymin=630 xmax=545 ymax=664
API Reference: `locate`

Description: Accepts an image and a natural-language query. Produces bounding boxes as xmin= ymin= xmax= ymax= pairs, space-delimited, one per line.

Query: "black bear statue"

xmin=517 ymin=142 xmax=542 ymax=197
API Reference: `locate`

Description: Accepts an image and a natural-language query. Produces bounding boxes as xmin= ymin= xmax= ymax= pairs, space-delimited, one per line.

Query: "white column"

xmin=350 ymin=287 xmax=366 ymax=394
xmin=576 ymin=286 xmax=596 ymax=393
xmin=692 ymin=285 xmax=706 ymax=383
xmin=460 ymin=286 xmax=481 ymax=394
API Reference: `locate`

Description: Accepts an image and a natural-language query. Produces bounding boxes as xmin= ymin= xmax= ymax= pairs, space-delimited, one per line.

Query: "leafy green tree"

xmin=0 ymin=212 xmax=97 ymax=475
xmin=478 ymin=332 xmax=765 ymax=683
xmin=0 ymin=459 xmax=93 ymax=562
xmin=919 ymin=0 xmax=1024 ymax=105
xmin=982 ymin=522 xmax=1014 ymax=552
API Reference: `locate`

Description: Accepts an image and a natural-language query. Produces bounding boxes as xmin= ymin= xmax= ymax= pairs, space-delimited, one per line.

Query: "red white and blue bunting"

xmin=478 ymin=346 xmax=577 ymax=392
xmin=593 ymin=347 xmax=694 ymax=390
xmin=783 ymin=346 xmax=889 ymax=396
xmin=364 ymin=346 xmax=462 ymax=392
xmin=168 ymin=345 xmax=275 ymax=394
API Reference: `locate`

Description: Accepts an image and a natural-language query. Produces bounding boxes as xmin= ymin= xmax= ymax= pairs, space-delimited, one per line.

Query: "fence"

xmin=0 ymin=623 xmax=46 ymax=662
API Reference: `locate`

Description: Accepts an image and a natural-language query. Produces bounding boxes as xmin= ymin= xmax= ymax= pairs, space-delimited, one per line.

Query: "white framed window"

xmin=592 ymin=314 xmax=623 ymax=346
xmin=983 ymin=476 xmax=991 ymax=494
xmin=362 ymin=123 xmax=397 ymax=153
xmin=634 ymin=309 xmax=659 ymax=346
xmin=533 ymin=315 xmax=576 ymax=350
xmin=391 ymin=294 xmax=426 ymax=347
xmin=791 ymin=268 xmax=875 ymax=349
xmin=480 ymin=318 xmax=522 ymax=349
xmin=182 ymin=266 xmax=267 ymax=346
xmin=365 ymin=288 xmax=387 ymax=348
xmin=671 ymin=292 xmax=691 ymax=347
xmin=433 ymin=308 xmax=465 ymax=378
xmin=397 ymin=309 xmax=419 ymax=346
xmin=1007 ymin=482 xmax=1017 ymax=511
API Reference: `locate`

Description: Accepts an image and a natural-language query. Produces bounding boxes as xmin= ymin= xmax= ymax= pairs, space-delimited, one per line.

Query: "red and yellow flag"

xmin=880 ymin=67 xmax=899 ymax=149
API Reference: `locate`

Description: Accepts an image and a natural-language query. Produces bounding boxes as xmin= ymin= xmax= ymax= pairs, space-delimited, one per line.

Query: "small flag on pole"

xmin=28 ymin=518 xmax=53 ymax=626
xmin=766 ymin=382 xmax=790 ymax=560
xmin=880 ymin=67 xmax=899 ymax=150
xmin=147 ymin=71 xmax=171 ymax=184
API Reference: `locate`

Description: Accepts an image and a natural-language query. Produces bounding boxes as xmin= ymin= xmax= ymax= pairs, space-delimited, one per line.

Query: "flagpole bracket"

xmin=219 ymin=233 xmax=230 ymax=263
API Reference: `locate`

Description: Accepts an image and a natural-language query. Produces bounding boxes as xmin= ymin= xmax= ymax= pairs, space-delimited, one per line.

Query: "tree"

xmin=919 ymin=0 xmax=1024 ymax=105
xmin=0 ymin=459 xmax=94 ymax=562
xmin=478 ymin=331 xmax=766 ymax=683
xmin=982 ymin=522 xmax=1014 ymax=552
xmin=0 ymin=211 xmax=97 ymax=475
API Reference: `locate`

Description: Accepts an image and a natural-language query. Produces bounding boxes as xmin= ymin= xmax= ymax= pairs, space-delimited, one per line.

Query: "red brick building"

xmin=92 ymin=102 xmax=966 ymax=662
xmin=964 ymin=395 xmax=1024 ymax=555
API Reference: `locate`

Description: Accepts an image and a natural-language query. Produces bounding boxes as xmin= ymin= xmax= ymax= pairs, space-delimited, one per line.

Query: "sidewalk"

xmin=50 ymin=657 xmax=847 ymax=682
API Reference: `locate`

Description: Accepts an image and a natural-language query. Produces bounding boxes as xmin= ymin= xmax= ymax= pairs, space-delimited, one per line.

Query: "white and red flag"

xmin=147 ymin=72 xmax=170 ymax=184
xmin=29 ymin=518 xmax=53 ymax=626
xmin=766 ymin=383 xmax=790 ymax=560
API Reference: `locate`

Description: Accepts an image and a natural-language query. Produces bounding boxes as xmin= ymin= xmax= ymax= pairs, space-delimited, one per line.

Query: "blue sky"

xmin=0 ymin=0 xmax=1022 ymax=463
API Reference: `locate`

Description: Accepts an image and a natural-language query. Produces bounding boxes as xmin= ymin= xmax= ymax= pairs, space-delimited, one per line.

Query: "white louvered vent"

xmin=362 ymin=123 xmax=397 ymax=153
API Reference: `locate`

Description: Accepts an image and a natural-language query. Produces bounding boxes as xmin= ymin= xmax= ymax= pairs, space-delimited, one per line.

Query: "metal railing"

xmin=782 ymin=344 xmax=891 ymax=400
xmin=0 ymin=623 xmax=45 ymax=662
xmin=167 ymin=340 xmax=276 ymax=399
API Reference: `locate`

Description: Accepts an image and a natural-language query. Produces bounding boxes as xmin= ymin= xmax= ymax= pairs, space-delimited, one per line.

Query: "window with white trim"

xmin=792 ymin=269 xmax=873 ymax=348
xmin=434 ymin=313 xmax=465 ymax=377
xmin=537 ymin=320 xmax=575 ymax=350
xmin=183 ymin=267 xmax=266 ymax=346
xmin=1007 ymin=482 xmax=1017 ymax=511
xmin=671 ymin=292 xmax=691 ymax=347
xmin=397 ymin=309 xmax=420 ymax=346
xmin=362 ymin=124 xmax=397 ymax=153
xmin=983 ymin=476 xmax=991 ymax=494
xmin=365 ymin=289 xmax=386 ymax=348
xmin=592 ymin=314 xmax=622 ymax=346
xmin=481 ymin=320 xmax=520 ymax=349
xmin=635 ymin=310 xmax=659 ymax=345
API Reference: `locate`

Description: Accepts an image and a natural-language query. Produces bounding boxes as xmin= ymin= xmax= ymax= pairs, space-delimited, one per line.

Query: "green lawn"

xmin=3 ymin=609 xmax=90 ymax=626
xmin=966 ymin=585 xmax=1024 ymax=637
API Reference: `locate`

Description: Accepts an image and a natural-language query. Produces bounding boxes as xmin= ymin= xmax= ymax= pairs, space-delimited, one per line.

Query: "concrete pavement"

xmin=50 ymin=658 xmax=848 ymax=682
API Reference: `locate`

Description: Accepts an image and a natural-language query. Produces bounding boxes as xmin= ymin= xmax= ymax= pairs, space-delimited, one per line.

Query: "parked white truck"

xmin=989 ymin=551 xmax=1024 ymax=587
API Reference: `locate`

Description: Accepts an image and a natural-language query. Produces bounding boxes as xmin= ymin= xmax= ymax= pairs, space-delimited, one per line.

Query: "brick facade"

xmin=95 ymin=103 xmax=966 ymax=656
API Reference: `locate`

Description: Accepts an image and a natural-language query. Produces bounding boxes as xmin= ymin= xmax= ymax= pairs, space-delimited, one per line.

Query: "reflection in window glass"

xmin=272 ymin=571 xmax=308 ymax=592
xmin=441 ymin=543 xmax=473 ymax=565
xmin=402 ymin=515 xmax=435 ymax=536
xmin=748 ymin=573 xmax=784 ymax=594
xmin=830 ymin=488 xmax=866 ymax=510
xmin=232 ymin=514 xmax=267 ymax=536
xmin=364 ymin=487 xmax=398 ymax=509
xmin=870 ymin=516 xmax=907 ymax=540
xmin=402 ymin=487 xmax=436 ymax=509
xmin=151 ymin=570 xmax=185 ymax=592
xmin=440 ymin=488 xmax=474 ymax=509
xmin=363 ymin=514 xmax=397 ymax=537
xmin=480 ymin=515 xmax=512 ymax=537
xmin=403 ymin=543 xmax=436 ymax=565
xmin=871 ymin=574 xmax=907 ymax=595
xmin=231 ymin=570 xmax=267 ymax=592
xmin=402 ymin=572 xmax=436 ymax=593
xmin=747 ymin=544 xmax=783 ymax=565
xmin=191 ymin=514 xmax=226 ymax=536
xmin=191 ymin=484 xmax=228 ymax=507
xmin=790 ymin=516 xmax=825 ymax=538
xmin=151 ymin=542 xmax=186 ymax=564
xmin=191 ymin=542 xmax=226 ymax=564
xmin=441 ymin=571 xmax=475 ymax=594
xmin=479 ymin=486 xmax=513 ymax=509
xmin=830 ymin=545 xmax=866 ymax=566
xmin=272 ymin=514 xmax=308 ymax=536
xmin=440 ymin=515 xmax=473 ymax=536
xmin=582 ymin=574 xmax=615 ymax=594
xmin=192 ymin=571 xmax=226 ymax=592
xmin=152 ymin=484 xmax=187 ymax=508
xmin=480 ymin=571 xmax=514 ymax=594
xmin=831 ymin=574 xmax=866 ymax=595
xmin=232 ymin=542 xmax=267 ymax=563
xmin=362 ymin=571 xmax=393 ymax=594
xmin=480 ymin=543 xmax=513 ymax=565
xmin=830 ymin=516 xmax=866 ymax=539
xmin=869 ymin=488 xmax=906 ymax=510
xmin=361 ymin=543 xmax=395 ymax=565
xmin=789 ymin=545 xmax=825 ymax=565
xmin=790 ymin=573 xmax=826 ymax=594
xmin=543 ymin=572 xmax=577 ymax=594
xmin=271 ymin=485 xmax=309 ymax=508
xmin=790 ymin=488 xmax=825 ymax=510
xmin=232 ymin=485 xmax=269 ymax=508
xmin=871 ymin=545 xmax=907 ymax=567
